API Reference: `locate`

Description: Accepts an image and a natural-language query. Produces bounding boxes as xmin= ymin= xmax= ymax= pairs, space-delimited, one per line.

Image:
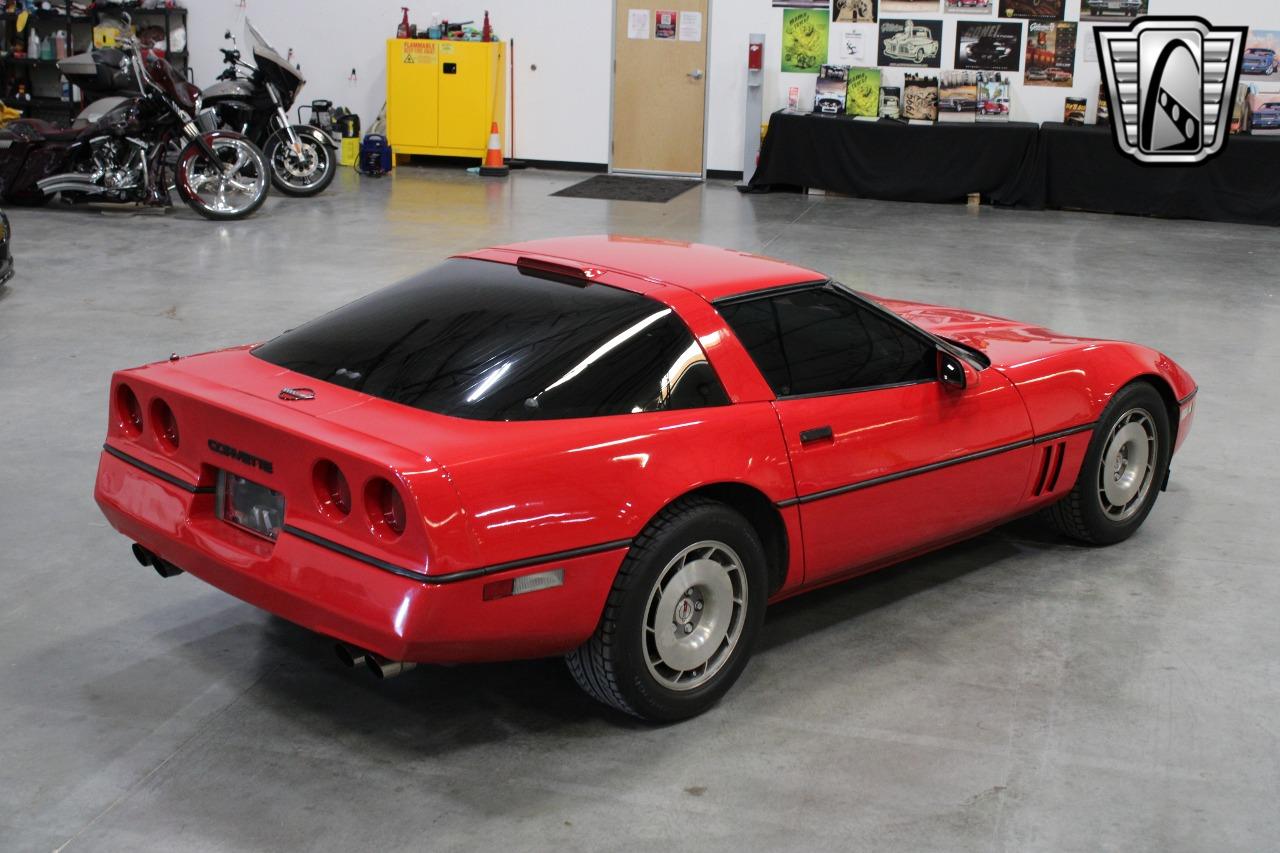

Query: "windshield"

xmin=245 ymin=19 xmax=304 ymax=83
xmin=252 ymin=259 xmax=729 ymax=421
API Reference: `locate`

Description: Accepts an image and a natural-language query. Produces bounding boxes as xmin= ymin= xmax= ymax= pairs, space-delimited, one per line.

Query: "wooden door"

xmin=611 ymin=0 xmax=710 ymax=176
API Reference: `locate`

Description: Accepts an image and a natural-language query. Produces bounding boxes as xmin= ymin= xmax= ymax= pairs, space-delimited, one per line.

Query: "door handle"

xmin=800 ymin=426 xmax=834 ymax=445
xmin=688 ymin=69 xmax=704 ymax=80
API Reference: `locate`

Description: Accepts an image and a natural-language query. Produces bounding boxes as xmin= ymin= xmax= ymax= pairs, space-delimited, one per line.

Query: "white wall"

xmin=181 ymin=0 xmax=1279 ymax=172
xmin=182 ymin=0 xmax=612 ymax=164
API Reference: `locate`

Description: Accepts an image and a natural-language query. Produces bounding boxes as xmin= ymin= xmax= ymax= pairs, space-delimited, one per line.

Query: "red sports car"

xmin=94 ymin=237 xmax=1198 ymax=721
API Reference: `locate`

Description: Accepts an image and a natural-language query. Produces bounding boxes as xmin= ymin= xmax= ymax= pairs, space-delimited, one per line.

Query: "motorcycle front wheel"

xmin=265 ymin=127 xmax=336 ymax=197
xmin=175 ymin=133 xmax=270 ymax=220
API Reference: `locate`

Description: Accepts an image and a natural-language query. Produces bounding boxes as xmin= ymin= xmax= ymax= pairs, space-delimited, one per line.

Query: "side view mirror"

xmin=938 ymin=349 xmax=968 ymax=390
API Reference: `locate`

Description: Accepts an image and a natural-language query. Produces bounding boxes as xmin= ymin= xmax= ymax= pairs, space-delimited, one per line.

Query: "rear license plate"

xmin=216 ymin=470 xmax=285 ymax=541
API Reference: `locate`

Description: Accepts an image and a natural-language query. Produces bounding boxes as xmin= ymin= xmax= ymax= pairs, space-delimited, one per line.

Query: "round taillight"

xmin=313 ymin=460 xmax=351 ymax=518
xmin=151 ymin=398 xmax=179 ymax=450
xmin=366 ymin=478 xmax=406 ymax=538
xmin=116 ymin=384 xmax=143 ymax=436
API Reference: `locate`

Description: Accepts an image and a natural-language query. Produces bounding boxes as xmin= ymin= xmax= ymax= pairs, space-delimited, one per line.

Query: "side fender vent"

xmin=1033 ymin=442 xmax=1067 ymax=497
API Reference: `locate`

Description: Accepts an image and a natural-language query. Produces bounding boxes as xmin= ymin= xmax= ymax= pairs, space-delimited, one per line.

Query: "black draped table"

xmin=749 ymin=111 xmax=1280 ymax=226
xmin=748 ymin=112 xmax=1042 ymax=206
xmin=1029 ymin=123 xmax=1280 ymax=227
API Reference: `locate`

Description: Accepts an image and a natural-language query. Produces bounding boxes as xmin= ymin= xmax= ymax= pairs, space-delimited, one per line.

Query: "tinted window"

xmin=718 ymin=286 xmax=935 ymax=396
xmin=253 ymin=258 xmax=728 ymax=420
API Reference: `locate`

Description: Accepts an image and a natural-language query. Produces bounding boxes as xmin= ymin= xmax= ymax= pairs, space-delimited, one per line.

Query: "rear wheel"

xmin=566 ymin=497 xmax=767 ymax=722
xmin=1045 ymin=382 xmax=1171 ymax=545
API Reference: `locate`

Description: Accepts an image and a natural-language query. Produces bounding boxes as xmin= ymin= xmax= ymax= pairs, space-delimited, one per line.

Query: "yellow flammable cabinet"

xmin=386 ymin=39 xmax=505 ymax=159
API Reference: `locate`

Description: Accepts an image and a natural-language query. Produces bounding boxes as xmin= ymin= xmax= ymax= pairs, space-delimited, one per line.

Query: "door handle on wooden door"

xmin=687 ymin=69 xmax=704 ymax=80
xmin=800 ymin=426 xmax=834 ymax=445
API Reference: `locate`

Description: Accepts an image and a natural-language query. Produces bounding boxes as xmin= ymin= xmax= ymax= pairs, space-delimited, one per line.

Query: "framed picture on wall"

xmin=882 ymin=0 xmax=940 ymax=13
xmin=955 ymin=21 xmax=1022 ymax=71
xmin=1079 ymin=0 xmax=1149 ymax=22
xmin=1244 ymin=30 xmax=1280 ymax=77
xmin=781 ymin=8 xmax=830 ymax=73
xmin=1024 ymin=19 xmax=1076 ymax=86
xmin=833 ymin=0 xmax=878 ymax=23
xmin=945 ymin=0 xmax=992 ymax=11
xmin=878 ymin=19 xmax=943 ymax=68
xmin=998 ymin=0 xmax=1064 ymax=20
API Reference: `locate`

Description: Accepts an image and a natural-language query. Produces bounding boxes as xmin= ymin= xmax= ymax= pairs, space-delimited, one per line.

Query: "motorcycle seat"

xmin=4 ymin=118 xmax=87 ymax=142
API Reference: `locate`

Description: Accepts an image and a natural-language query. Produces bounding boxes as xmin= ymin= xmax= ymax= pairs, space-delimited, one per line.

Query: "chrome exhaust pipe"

xmin=333 ymin=642 xmax=370 ymax=669
xmin=366 ymin=655 xmax=417 ymax=679
xmin=36 ymin=174 xmax=107 ymax=195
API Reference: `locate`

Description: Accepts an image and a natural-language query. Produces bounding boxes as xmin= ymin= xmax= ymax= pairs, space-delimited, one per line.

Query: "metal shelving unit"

xmin=0 ymin=2 xmax=189 ymax=126
xmin=0 ymin=1 xmax=92 ymax=123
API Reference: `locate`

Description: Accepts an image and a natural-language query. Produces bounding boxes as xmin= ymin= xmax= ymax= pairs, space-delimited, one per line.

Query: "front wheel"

xmin=175 ymin=133 xmax=270 ymax=221
xmin=265 ymin=127 xmax=336 ymax=197
xmin=566 ymin=497 xmax=767 ymax=722
xmin=1044 ymin=381 xmax=1172 ymax=545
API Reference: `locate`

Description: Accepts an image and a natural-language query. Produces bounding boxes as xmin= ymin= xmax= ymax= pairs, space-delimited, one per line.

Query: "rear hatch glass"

xmin=253 ymin=258 xmax=728 ymax=421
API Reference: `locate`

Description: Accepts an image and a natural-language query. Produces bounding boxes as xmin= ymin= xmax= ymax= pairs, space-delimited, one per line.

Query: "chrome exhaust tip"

xmin=334 ymin=642 xmax=370 ymax=669
xmin=366 ymin=655 xmax=417 ymax=679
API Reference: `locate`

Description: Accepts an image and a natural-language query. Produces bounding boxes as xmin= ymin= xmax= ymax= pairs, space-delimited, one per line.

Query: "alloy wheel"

xmin=643 ymin=540 xmax=747 ymax=692
xmin=1098 ymin=407 xmax=1158 ymax=522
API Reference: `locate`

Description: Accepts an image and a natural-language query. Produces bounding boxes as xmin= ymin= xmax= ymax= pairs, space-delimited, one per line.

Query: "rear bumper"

xmin=94 ymin=450 xmax=625 ymax=663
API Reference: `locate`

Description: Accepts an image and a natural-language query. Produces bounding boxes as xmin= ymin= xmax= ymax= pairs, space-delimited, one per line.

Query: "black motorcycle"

xmin=202 ymin=21 xmax=336 ymax=197
xmin=0 ymin=28 xmax=270 ymax=220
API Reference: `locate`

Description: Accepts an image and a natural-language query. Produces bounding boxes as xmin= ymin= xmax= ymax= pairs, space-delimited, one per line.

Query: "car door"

xmin=716 ymin=283 xmax=1035 ymax=586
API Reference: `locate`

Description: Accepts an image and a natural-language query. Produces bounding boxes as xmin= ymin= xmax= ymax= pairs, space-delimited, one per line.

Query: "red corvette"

xmin=94 ymin=237 xmax=1197 ymax=720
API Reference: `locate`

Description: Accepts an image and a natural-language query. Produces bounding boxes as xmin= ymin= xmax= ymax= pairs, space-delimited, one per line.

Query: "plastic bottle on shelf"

xmin=396 ymin=6 xmax=410 ymax=39
xmin=27 ymin=27 xmax=39 ymax=60
xmin=427 ymin=13 xmax=441 ymax=40
xmin=54 ymin=30 xmax=67 ymax=60
xmin=60 ymin=75 xmax=70 ymax=101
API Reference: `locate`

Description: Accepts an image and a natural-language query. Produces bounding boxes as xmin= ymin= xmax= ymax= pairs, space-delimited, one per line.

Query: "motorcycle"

xmin=202 ymin=21 xmax=336 ymax=197
xmin=0 ymin=26 xmax=270 ymax=220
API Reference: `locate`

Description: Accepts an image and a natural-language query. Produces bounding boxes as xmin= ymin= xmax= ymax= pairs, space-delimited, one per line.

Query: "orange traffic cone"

xmin=478 ymin=121 xmax=509 ymax=177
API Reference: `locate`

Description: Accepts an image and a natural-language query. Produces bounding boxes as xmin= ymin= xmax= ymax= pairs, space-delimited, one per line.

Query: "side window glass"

xmin=719 ymin=287 xmax=936 ymax=396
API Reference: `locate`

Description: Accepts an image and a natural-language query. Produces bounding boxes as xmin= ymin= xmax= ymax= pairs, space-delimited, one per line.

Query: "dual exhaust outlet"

xmin=132 ymin=543 xmax=184 ymax=578
xmin=132 ymin=542 xmax=417 ymax=679
xmin=334 ymin=642 xmax=417 ymax=679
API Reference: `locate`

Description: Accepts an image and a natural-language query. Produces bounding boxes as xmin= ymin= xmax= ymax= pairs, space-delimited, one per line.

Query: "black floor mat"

xmin=552 ymin=174 xmax=701 ymax=203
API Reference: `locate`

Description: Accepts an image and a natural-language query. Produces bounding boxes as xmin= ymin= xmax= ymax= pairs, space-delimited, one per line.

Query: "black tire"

xmin=175 ymin=134 xmax=270 ymax=221
xmin=1045 ymin=381 xmax=1172 ymax=546
xmin=566 ymin=497 xmax=768 ymax=722
xmin=265 ymin=128 xmax=337 ymax=197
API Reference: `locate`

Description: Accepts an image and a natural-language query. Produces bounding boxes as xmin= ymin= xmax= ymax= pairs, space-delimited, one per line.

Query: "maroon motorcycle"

xmin=0 ymin=28 xmax=269 ymax=220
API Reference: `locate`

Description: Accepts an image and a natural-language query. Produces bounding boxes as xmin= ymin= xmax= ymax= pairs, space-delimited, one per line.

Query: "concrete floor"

xmin=1 ymin=167 xmax=1277 ymax=853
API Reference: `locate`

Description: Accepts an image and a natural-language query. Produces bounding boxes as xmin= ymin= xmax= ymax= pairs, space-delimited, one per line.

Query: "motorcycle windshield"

xmin=245 ymin=19 xmax=305 ymax=86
